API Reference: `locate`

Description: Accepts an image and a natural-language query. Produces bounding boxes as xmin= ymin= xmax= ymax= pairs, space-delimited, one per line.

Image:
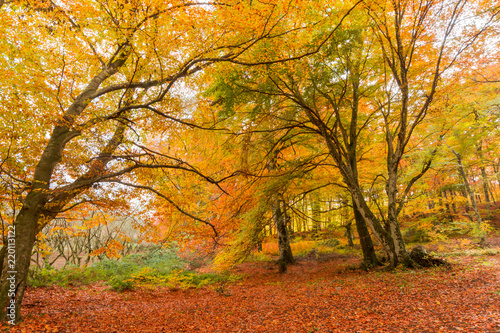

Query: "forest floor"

xmin=3 ymin=248 xmax=500 ymax=333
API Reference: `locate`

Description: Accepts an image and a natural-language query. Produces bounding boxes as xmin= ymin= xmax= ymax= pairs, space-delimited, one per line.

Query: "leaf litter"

xmin=3 ymin=255 xmax=500 ymax=333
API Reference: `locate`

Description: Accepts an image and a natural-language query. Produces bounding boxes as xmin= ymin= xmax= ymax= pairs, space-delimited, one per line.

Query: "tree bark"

xmin=352 ymin=198 xmax=380 ymax=268
xmin=442 ymin=190 xmax=454 ymax=222
xmin=0 ymin=200 xmax=42 ymax=323
xmin=272 ymin=197 xmax=295 ymax=273
xmin=386 ymin=167 xmax=413 ymax=267
xmin=344 ymin=221 xmax=354 ymax=247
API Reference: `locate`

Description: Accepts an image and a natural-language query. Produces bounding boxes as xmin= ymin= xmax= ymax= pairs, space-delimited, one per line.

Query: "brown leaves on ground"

xmin=4 ymin=255 xmax=500 ymax=333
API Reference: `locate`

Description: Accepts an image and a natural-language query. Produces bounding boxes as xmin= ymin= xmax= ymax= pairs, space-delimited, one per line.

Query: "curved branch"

xmin=102 ymin=179 xmax=218 ymax=238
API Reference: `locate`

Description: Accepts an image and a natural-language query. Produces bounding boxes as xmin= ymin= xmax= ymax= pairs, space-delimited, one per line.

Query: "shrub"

xmin=28 ymin=265 xmax=93 ymax=287
xmin=109 ymin=276 xmax=135 ymax=292
xmin=91 ymin=259 xmax=138 ymax=279
xmin=127 ymin=268 xmax=239 ymax=290
xmin=318 ymin=238 xmax=340 ymax=248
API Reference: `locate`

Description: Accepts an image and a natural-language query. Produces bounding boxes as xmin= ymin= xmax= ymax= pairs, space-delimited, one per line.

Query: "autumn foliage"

xmin=1 ymin=0 xmax=500 ymax=329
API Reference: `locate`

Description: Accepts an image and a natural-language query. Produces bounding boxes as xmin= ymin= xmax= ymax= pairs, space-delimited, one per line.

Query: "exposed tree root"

xmin=409 ymin=246 xmax=451 ymax=268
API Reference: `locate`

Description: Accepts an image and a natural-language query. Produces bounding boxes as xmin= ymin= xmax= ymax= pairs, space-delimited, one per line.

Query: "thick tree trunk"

xmin=0 ymin=41 xmax=132 ymax=323
xmin=350 ymin=189 xmax=398 ymax=267
xmin=0 ymin=203 xmax=41 ymax=323
xmin=352 ymin=196 xmax=379 ymax=268
xmin=0 ymin=122 xmax=127 ymax=323
xmin=388 ymin=217 xmax=413 ymax=267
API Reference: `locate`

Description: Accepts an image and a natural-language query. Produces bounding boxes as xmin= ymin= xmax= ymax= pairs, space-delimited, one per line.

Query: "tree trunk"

xmin=386 ymin=167 xmax=415 ymax=267
xmin=302 ymin=198 xmax=307 ymax=232
xmin=0 ymin=42 xmax=132 ymax=323
xmin=451 ymin=148 xmax=486 ymax=246
xmin=345 ymin=222 xmax=354 ymax=247
xmin=0 ymin=204 xmax=41 ymax=323
xmin=481 ymin=166 xmax=492 ymax=218
xmin=350 ymin=188 xmax=398 ymax=267
xmin=442 ymin=190 xmax=453 ymax=222
xmin=287 ymin=213 xmax=294 ymax=237
xmin=272 ymin=197 xmax=295 ymax=273
xmin=257 ymin=240 xmax=263 ymax=252
xmin=426 ymin=191 xmax=435 ymax=210
xmin=488 ymin=186 xmax=496 ymax=205
xmin=265 ymin=145 xmax=294 ymax=273
xmin=0 ymin=121 xmax=127 ymax=323
xmin=311 ymin=193 xmax=321 ymax=237
xmin=0 ymin=246 xmax=6 ymax=279
xmin=352 ymin=196 xmax=379 ymax=268
xmin=449 ymin=190 xmax=458 ymax=215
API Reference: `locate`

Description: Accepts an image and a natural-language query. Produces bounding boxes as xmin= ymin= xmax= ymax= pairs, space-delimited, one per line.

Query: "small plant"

xmin=109 ymin=276 xmax=135 ymax=292
xmin=318 ymin=238 xmax=340 ymax=248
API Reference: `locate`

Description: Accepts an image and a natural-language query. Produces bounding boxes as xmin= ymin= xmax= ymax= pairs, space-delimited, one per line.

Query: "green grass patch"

xmin=28 ymin=247 xmax=241 ymax=292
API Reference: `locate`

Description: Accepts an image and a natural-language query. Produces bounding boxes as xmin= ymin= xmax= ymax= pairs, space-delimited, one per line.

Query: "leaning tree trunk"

xmin=0 ymin=197 xmax=43 ymax=323
xmin=352 ymin=199 xmax=380 ymax=268
xmin=349 ymin=185 xmax=399 ymax=268
xmin=0 ymin=40 xmax=132 ymax=324
xmin=0 ymin=123 xmax=71 ymax=324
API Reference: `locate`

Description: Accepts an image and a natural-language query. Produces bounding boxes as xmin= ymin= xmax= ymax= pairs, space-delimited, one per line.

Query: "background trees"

xmin=204 ymin=0 xmax=499 ymax=268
